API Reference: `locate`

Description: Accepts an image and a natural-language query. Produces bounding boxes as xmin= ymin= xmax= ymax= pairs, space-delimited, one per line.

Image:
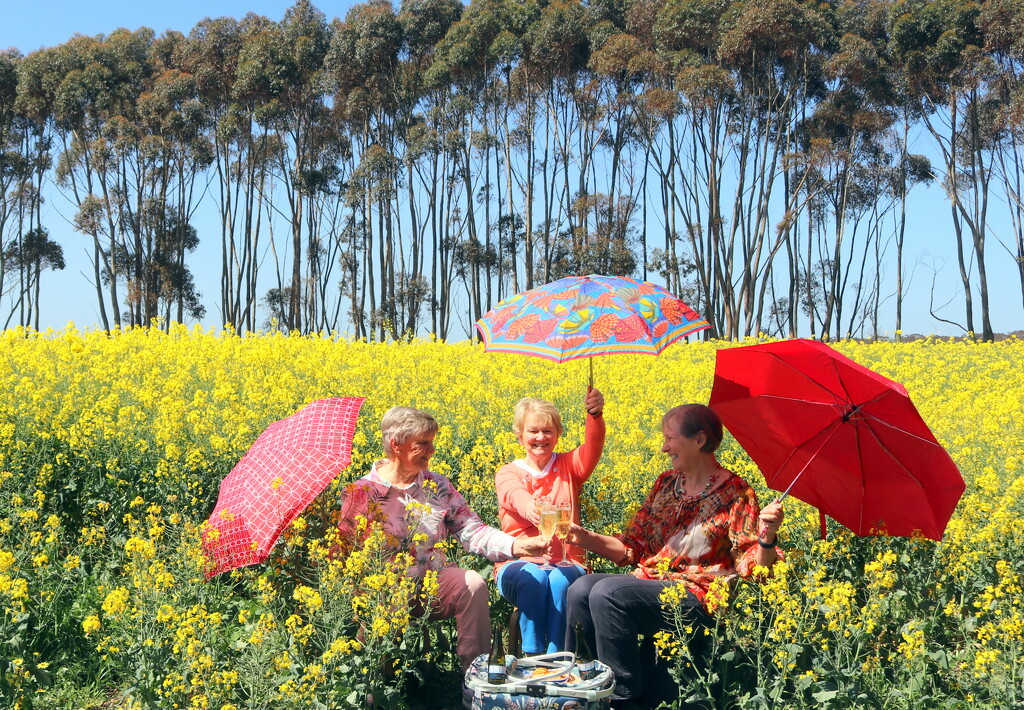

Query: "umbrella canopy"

xmin=709 ymin=339 xmax=964 ymax=540
xmin=474 ymin=274 xmax=710 ymax=364
xmin=203 ymin=396 xmax=365 ymax=578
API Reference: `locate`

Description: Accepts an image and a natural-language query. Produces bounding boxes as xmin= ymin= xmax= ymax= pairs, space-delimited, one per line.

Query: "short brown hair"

xmin=663 ymin=404 xmax=722 ymax=454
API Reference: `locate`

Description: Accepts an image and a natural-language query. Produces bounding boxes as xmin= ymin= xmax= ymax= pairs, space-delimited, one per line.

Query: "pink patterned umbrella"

xmin=202 ymin=397 xmax=365 ymax=579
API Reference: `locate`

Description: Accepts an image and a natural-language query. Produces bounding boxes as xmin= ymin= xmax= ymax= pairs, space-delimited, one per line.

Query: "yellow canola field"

xmin=0 ymin=325 xmax=1021 ymax=708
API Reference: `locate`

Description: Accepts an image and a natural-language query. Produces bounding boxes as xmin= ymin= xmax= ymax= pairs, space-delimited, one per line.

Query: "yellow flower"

xmin=102 ymin=587 xmax=131 ymax=617
xmin=82 ymin=615 xmax=102 ymax=635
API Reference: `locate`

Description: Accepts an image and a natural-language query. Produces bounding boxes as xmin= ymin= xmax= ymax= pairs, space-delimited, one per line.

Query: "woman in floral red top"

xmin=564 ymin=404 xmax=785 ymax=709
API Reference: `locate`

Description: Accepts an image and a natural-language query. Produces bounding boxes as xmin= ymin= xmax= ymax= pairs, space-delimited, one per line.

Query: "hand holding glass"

xmin=554 ymin=505 xmax=572 ymax=566
xmin=535 ymin=500 xmax=559 ymax=569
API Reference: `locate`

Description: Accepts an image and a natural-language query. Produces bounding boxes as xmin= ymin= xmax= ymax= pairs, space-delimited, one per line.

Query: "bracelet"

xmin=588 ymin=409 xmax=603 ymax=417
xmin=757 ymin=536 xmax=776 ymax=548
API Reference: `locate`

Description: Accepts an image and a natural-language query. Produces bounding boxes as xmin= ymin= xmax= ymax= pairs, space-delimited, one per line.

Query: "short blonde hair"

xmin=381 ymin=406 xmax=438 ymax=457
xmin=512 ymin=397 xmax=563 ymax=438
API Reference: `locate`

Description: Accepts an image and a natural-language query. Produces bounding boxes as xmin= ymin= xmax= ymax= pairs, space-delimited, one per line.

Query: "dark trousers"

xmin=564 ymin=573 xmax=710 ymax=704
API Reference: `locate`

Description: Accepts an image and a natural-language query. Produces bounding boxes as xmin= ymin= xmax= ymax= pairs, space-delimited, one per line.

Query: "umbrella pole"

xmin=588 ymin=358 xmax=594 ymax=391
xmin=767 ymin=423 xmax=843 ymax=539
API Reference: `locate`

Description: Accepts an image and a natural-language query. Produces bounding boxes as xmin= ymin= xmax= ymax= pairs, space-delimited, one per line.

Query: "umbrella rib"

xmin=756 ymin=394 xmax=840 ymax=407
xmin=856 ymin=406 xmax=944 ymax=448
xmin=855 ymin=416 xmax=941 ymax=534
xmin=856 ymin=415 xmax=944 ymax=484
xmin=774 ymin=418 xmax=845 ymax=502
xmin=760 ymin=352 xmax=848 ymax=409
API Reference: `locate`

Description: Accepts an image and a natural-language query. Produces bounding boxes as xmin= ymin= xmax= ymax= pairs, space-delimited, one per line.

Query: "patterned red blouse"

xmin=617 ymin=467 xmax=781 ymax=609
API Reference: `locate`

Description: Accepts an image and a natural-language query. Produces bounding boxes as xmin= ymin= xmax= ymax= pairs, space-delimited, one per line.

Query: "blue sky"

xmin=3 ymin=1 xmax=1022 ymax=337
xmin=1 ymin=2 xmax=309 ymax=55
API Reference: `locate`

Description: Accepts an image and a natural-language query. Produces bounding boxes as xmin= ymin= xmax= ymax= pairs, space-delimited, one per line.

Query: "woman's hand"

xmin=563 ymin=523 xmax=586 ymax=547
xmin=512 ymin=535 xmax=549 ymax=558
xmin=585 ymin=387 xmax=604 ymax=416
xmin=758 ymin=501 xmax=785 ymax=544
xmin=526 ymin=500 xmax=541 ymax=526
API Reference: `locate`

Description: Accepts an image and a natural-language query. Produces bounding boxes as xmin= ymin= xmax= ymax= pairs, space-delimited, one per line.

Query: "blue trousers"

xmin=497 ymin=561 xmax=586 ymax=654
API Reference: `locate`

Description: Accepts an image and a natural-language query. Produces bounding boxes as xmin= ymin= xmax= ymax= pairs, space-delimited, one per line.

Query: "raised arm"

xmin=565 ymin=388 xmax=606 ymax=479
xmin=729 ymin=485 xmax=785 ymax=575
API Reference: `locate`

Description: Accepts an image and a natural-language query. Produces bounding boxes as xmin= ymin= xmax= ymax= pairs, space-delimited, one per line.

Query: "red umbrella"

xmin=202 ymin=396 xmax=365 ymax=578
xmin=709 ymin=339 xmax=964 ymax=540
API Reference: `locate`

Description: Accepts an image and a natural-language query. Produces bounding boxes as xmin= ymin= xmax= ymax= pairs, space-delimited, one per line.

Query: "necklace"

xmin=679 ymin=469 xmax=719 ymax=503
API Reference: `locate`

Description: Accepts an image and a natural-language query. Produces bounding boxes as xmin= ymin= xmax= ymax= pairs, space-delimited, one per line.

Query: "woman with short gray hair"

xmin=339 ymin=405 xmax=547 ymax=675
xmin=380 ymin=406 xmax=438 ymax=457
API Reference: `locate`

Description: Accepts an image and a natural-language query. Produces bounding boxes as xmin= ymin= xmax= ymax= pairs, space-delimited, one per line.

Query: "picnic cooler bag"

xmin=465 ymin=652 xmax=615 ymax=709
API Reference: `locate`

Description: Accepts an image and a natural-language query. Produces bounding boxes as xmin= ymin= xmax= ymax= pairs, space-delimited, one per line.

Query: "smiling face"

xmin=391 ymin=430 xmax=437 ymax=474
xmin=661 ymin=416 xmax=706 ymax=472
xmin=518 ymin=413 xmax=561 ymax=466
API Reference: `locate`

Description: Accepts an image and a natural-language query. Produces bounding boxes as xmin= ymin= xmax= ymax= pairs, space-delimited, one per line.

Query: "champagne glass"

xmin=554 ymin=505 xmax=572 ymax=566
xmin=536 ymin=500 xmax=558 ymax=569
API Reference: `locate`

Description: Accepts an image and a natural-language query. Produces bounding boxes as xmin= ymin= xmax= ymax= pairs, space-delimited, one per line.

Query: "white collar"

xmin=514 ymin=454 xmax=556 ymax=479
xmin=371 ymin=460 xmax=421 ymax=489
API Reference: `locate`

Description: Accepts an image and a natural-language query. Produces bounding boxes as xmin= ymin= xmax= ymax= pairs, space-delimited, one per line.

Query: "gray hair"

xmin=381 ymin=406 xmax=438 ymax=457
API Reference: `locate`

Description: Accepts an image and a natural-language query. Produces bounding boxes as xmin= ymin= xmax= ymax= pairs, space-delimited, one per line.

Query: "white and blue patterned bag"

xmin=464 ymin=652 xmax=615 ymax=710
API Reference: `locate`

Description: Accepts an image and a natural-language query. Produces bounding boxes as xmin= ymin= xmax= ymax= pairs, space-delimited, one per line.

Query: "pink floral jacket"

xmin=339 ymin=460 xmax=517 ymax=577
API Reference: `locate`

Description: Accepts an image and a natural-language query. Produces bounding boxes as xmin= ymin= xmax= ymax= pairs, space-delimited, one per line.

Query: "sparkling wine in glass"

xmin=554 ymin=506 xmax=572 ymax=565
xmin=536 ymin=502 xmax=558 ymax=569
xmin=539 ymin=508 xmax=560 ymax=539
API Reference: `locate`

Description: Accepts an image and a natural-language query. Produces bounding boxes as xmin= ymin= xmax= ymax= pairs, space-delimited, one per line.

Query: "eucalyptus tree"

xmin=429 ymin=0 xmax=529 ymax=327
xmin=587 ymin=29 xmax=658 ymax=279
xmin=2 ymin=49 xmax=63 ymax=331
xmin=980 ymin=0 xmax=1024 ymax=314
xmin=130 ymin=31 xmax=212 ymax=328
xmin=399 ymin=0 xmax=463 ymax=336
xmin=17 ymin=29 xmax=156 ymax=329
xmin=716 ymin=0 xmax=832 ymax=339
xmin=0 ymin=50 xmax=23 ymax=321
xmin=646 ymin=0 xmax=830 ymax=338
xmin=2 ymin=227 xmax=65 ymax=330
xmin=804 ymin=8 xmax=900 ymax=340
xmin=626 ymin=0 xmax=694 ymax=292
xmin=327 ymin=0 xmax=404 ymax=339
xmin=232 ymin=0 xmax=334 ymax=333
xmin=391 ymin=0 xmax=461 ymax=336
xmin=646 ymin=0 xmax=738 ymax=327
xmin=890 ymin=0 xmax=995 ymax=341
xmin=520 ymin=0 xmax=593 ymax=284
xmin=180 ymin=15 xmax=269 ymax=332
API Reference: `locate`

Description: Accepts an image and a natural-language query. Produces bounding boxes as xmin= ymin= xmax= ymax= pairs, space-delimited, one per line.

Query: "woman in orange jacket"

xmin=494 ymin=388 xmax=605 ymax=654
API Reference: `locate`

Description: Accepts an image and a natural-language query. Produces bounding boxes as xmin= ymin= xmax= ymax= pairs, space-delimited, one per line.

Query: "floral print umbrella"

xmin=474 ymin=274 xmax=711 ymax=365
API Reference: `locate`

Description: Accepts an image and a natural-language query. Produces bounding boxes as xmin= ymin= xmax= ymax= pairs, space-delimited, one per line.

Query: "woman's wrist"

xmin=757 ymin=533 xmax=777 ymax=548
